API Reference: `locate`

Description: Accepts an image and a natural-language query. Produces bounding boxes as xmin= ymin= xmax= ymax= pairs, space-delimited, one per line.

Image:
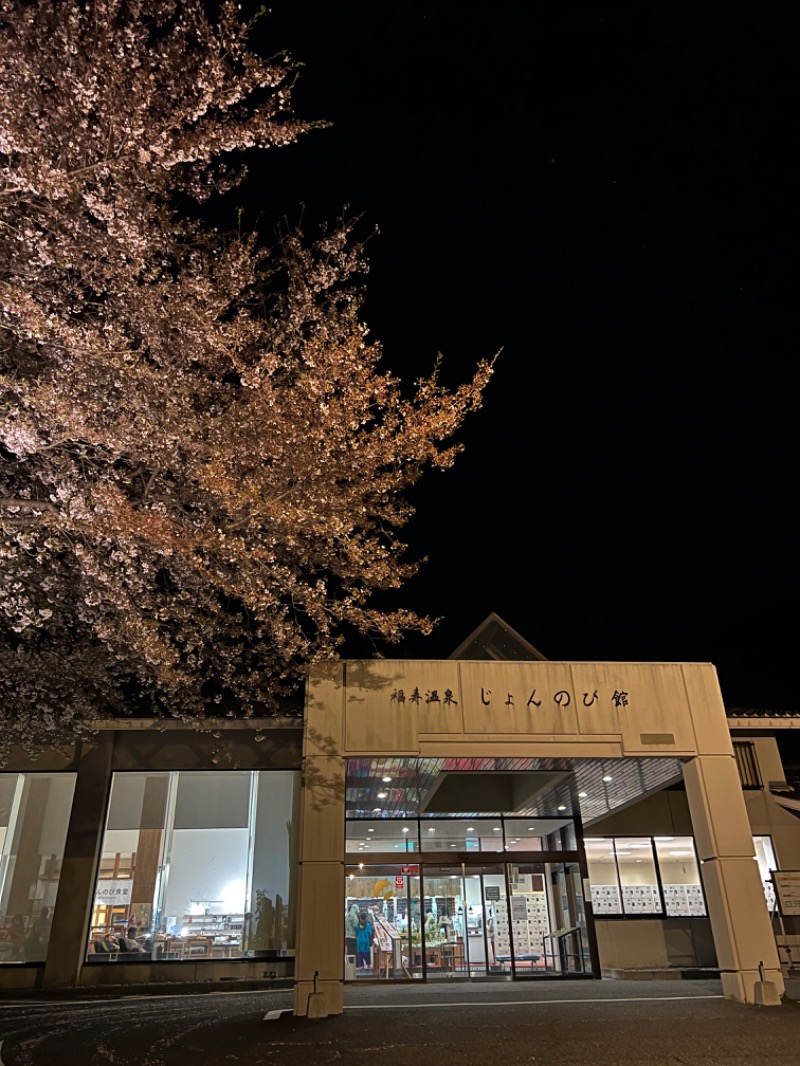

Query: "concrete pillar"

xmin=292 ymin=754 xmax=346 ymax=1017
xmin=42 ymin=735 xmax=114 ymax=989
xmin=683 ymin=754 xmax=784 ymax=1003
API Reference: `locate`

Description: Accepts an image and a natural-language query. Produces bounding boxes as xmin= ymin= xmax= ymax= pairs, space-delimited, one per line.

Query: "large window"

xmin=585 ymin=836 xmax=706 ymax=918
xmin=345 ymin=816 xmax=573 ymax=856
xmin=87 ymin=771 xmax=299 ymax=963
xmin=0 ymin=773 xmax=76 ymax=964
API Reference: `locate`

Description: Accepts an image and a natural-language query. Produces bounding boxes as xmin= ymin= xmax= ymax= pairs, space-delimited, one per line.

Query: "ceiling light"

xmin=467 ymin=827 xmax=475 ymax=832
xmin=527 ymin=827 xmax=536 ymax=831
xmin=602 ymin=775 xmax=613 ymax=783
xmin=382 ymin=776 xmax=392 ymax=783
xmin=493 ymin=827 xmax=501 ymax=832
xmin=367 ymin=829 xmax=374 ymax=833
xmin=402 ymin=828 xmax=409 ymax=834
xmin=578 ymin=792 xmax=587 ymax=799
xmin=557 ymin=805 xmax=566 ymax=811
xmin=428 ymin=827 xmax=436 ymax=832
xmin=377 ymin=792 xmax=388 ymax=799
xmin=359 ymin=863 xmax=364 ymax=869
xmin=372 ymin=808 xmax=382 ymax=813
xmin=450 ymin=844 xmax=457 ymax=848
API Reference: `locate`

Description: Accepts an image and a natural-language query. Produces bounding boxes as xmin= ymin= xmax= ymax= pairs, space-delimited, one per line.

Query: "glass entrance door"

xmin=344 ymin=859 xmax=592 ymax=981
xmin=420 ymin=864 xmax=507 ymax=979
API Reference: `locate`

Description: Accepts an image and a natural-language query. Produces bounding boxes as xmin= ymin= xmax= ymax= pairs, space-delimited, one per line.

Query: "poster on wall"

xmin=772 ymin=872 xmax=800 ymax=916
xmin=510 ymin=895 xmax=527 ymax=921
xmin=130 ymin=903 xmax=152 ymax=929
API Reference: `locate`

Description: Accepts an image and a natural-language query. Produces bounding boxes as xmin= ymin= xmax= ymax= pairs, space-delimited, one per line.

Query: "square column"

xmin=292 ymin=754 xmax=346 ymax=1017
xmin=683 ymin=755 xmax=783 ymax=1003
xmin=43 ymin=736 xmax=114 ymax=988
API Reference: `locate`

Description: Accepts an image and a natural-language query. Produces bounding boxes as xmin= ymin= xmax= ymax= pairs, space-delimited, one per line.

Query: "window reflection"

xmin=0 ymin=773 xmax=76 ymax=964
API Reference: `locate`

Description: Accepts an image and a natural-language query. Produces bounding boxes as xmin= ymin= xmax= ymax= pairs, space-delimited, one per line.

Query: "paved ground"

xmin=2 ymin=978 xmax=800 ymax=1065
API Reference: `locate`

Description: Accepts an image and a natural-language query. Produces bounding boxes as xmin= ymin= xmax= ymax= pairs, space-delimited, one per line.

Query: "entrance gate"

xmin=295 ymin=658 xmax=785 ymax=1015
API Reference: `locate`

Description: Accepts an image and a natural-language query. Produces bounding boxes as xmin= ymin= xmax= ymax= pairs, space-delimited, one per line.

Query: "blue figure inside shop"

xmin=355 ymin=911 xmax=374 ymax=971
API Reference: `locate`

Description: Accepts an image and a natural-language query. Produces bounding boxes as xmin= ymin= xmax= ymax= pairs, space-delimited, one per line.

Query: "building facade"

xmin=1 ymin=616 xmax=798 ymax=1011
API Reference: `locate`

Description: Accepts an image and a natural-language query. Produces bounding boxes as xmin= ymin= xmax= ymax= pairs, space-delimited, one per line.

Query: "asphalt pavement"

xmin=2 ymin=977 xmax=800 ymax=1065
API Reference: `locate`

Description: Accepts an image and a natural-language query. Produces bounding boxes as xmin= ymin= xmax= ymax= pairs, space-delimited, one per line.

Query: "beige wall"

xmin=596 ymin=919 xmax=716 ymax=970
xmin=327 ymin=660 xmax=734 ymax=759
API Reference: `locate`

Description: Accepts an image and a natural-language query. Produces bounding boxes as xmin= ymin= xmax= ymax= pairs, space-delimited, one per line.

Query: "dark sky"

xmin=239 ymin=3 xmax=799 ymax=710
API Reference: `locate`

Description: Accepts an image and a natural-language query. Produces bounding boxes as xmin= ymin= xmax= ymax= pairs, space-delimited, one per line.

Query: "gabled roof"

xmin=448 ymin=612 xmax=548 ymax=662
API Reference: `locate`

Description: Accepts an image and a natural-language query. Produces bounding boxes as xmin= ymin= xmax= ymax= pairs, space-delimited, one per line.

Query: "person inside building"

xmin=7 ymin=915 xmax=27 ymax=960
xmin=24 ymin=906 xmax=53 ymax=961
xmin=345 ymin=903 xmax=359 ymax=959
xmin=355 ymin=911 xmax=374 ymax=971
xmin=118 ymin=926 xmax=143 ymax=953
xmin=100 ymin=931 xmax=119 ymax=953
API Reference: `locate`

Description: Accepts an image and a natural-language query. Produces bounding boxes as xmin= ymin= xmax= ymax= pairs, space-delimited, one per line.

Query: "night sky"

xmin=237 ymin=4 xmax=799 ymax=711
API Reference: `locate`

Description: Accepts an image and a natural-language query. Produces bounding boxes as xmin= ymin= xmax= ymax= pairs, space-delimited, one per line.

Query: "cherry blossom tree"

xmin=0 ymin=0 xmax=494 ymax=756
